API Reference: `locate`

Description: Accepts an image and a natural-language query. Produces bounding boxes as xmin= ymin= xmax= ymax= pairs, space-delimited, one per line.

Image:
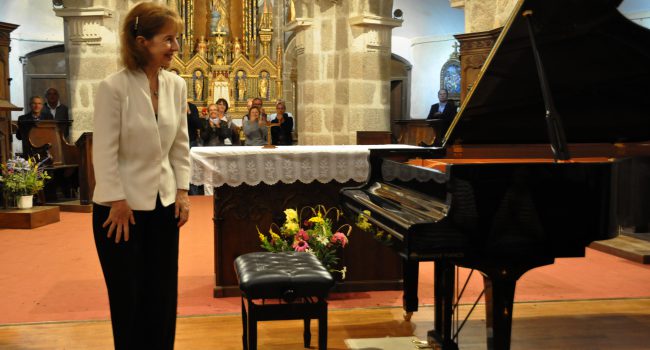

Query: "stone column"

xmin=288 ymin=0 xmax=401 ymax=145
xmin=55 ymin=0 xmax=157 ymax=142
xmin=451 ymin=0 xmax=518 ymax=33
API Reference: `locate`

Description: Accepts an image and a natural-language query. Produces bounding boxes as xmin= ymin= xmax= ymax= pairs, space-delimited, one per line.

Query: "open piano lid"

xmin=443 ymin=0 xmax=650 ymax=146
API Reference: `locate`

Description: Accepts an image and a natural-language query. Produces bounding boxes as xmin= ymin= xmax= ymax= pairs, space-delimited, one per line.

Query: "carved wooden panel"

xmin=0 ymin=22 xmax=19 ymax=164
xmin=454 ymin=28 xmax=502 ymax=103
xmin=212 ymin=180 xmax=403 ymax=297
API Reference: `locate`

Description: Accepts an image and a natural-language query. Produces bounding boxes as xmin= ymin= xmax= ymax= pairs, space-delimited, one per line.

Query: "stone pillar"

xmin=450 ymin=0 xmax=518 ymax=33
xmin=287 ymin=0 xmax=401 ymax=145
xmin=55 ymin=0 xmax=160 ymax=142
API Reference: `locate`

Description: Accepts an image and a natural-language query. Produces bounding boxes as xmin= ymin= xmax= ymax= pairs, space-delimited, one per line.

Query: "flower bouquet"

xmin=0 ymin=156 xmax=50 ymax=208
xmin=258 ymin=205 xmax=351 ymax=278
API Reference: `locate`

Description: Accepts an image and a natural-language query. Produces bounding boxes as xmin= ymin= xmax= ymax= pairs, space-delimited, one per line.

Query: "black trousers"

xmin=93 ymin=198 xmax=179 ymax=350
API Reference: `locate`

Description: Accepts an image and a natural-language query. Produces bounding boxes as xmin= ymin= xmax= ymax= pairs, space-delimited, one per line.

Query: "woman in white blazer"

xmin=91 ymin=3 xmax=189 ymax=349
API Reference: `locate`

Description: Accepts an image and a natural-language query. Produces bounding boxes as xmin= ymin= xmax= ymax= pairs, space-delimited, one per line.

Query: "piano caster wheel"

xmin=403 ymin=311 xmax=413 ymax=321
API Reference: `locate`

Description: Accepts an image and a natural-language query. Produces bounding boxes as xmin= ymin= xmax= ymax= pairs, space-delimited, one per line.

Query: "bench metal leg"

xmin=241 ymin=297 xmax=248 ymax=350
xmin=318 ymin=302 xmax=328 ymax=350
xmin=246 ymin=299 xmax=257 ymax=350
xmin=303 ymin=318 xmax=311 ymax=347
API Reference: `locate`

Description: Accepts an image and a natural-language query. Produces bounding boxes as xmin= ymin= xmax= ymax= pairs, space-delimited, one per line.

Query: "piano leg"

xmin=483 ymin=273 xmax=515 ymax=350
xmin=428 ymin=260 xmax=458 ymax=350
xmin=479 ymin=259 xmax=553 ymax=350
xmin=402 ymin=259 xmax=419 ymax=320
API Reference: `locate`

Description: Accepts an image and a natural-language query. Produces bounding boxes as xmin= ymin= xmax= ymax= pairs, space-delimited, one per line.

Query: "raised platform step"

xmin=590 ymin=232 xmax=650 ymax=264
xmin=46 ymin=200 xmax=93 ymax=213
xmin=0 ymin=206 xmax=60 ymax=229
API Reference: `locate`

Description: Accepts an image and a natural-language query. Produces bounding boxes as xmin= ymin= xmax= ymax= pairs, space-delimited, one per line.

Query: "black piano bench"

xmin=234 ymin=251 xmax=335 ymax=350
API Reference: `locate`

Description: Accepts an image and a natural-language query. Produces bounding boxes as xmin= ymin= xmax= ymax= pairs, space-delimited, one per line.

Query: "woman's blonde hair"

xmin=120 ymin=2 xmax=183 ymax=70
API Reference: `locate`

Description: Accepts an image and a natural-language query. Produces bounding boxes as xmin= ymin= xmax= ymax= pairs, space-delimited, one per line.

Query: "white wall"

xmin=1 ymin=0 xmax=64 ymax=120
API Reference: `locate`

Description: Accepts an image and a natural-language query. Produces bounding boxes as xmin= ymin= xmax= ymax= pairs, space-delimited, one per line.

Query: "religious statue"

xmin=258 ymin=71 xmax=269 ymax=99
xmin=213 ymin=35 xmax=226 ymax=65
xmin=196 ymin=36 xmax=208 ymax=58
xmin=233 ymin=37 xmax=242 ymax=59
xmin=194 ymin=70 xmax=204 ymax=101
xmin=210 ymin=3 xmax=221 ymax=34
xmin=236 ymin=70 xmax=246 ymax=101
xmin=211 ymin=0 xmax=229 ymax=33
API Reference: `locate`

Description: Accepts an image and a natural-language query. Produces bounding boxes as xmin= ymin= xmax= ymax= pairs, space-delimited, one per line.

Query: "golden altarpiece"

xmin=168 ymin=0 xmax=283 ymax=117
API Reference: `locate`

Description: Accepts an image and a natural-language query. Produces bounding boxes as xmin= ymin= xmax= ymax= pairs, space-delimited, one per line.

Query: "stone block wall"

xmin=291 ymin=0 xmax=400 ymax=145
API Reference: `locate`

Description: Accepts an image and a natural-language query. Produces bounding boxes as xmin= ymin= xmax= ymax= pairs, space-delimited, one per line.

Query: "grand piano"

xmin=340 ymin=0 xmax=650 ymax=349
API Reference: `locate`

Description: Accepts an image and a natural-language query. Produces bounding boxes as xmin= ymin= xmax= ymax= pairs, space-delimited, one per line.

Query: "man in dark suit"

xmin=16 ymin=95 xmax=54 ymax=141
xmin=426 ymin=89 xmax=456 ymax=121
xmin=44 ymin=88 xmax=69 ymax=121
xmin=44 ymin=88 xmax=70 ymax=138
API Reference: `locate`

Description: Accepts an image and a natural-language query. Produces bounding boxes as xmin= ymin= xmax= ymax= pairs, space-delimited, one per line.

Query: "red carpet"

xmin=1 ymin=196 xmax=650 ymax=325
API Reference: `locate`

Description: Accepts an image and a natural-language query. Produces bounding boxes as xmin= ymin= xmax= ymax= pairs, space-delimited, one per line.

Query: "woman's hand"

xmin=175 ymin=189 xmax=190 ymax=228
xmin=103 ymin=200 xmax=135 ymax=243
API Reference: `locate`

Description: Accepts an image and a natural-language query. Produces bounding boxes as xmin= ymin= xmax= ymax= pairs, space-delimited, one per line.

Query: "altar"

xmin=190 ymin=145 xmax=417 ymax=297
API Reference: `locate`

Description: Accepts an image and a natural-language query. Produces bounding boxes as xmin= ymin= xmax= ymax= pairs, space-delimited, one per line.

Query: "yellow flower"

xmin=309 ymin=214 xmax=324 ymax=224
xmin=258 ymin=232 xmax=267 ymax=243
xmin=362 ymin=210 xmax=371 ymax=216
xmin=285 ymin=221 xmax=299 ymax=233
xmin=269 ymin=229 xmax=281 ymax=242
xmin=284 ymin=208 xmax=298 ymax=222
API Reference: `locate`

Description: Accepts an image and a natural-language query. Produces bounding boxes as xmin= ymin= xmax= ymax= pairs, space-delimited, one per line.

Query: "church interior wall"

xmin=1 ymin=0 xmax=650 ymax=150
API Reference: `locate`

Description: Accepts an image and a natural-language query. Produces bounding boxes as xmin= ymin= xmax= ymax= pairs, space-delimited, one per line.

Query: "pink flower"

xmin=297 ymin=229 xmax=309 ymax=241
xmin=293 ymin=239 xmax=310 ymax=252
xmin=331 ymin=232 xmax=348 ymax=247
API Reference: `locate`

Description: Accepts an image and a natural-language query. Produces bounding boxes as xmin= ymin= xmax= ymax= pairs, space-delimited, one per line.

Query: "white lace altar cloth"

xmin=190 ymin=145 xmax=419 ymax=187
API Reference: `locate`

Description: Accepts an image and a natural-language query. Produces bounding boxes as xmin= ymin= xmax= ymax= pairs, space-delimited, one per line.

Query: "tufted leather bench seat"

xmin=234 ymin=251 xmax=335 ymax=350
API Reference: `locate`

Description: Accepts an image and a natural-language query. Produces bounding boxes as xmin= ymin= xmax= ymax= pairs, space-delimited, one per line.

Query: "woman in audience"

xmin=91 ymin=2 xmax=190 ymax=349
xmin=242 ymin=105 xmax=268 ymax=146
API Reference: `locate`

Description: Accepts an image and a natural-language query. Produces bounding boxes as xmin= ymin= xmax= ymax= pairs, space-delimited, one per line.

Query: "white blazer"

xmin=92 ymin=68 xmax=190 ymax=211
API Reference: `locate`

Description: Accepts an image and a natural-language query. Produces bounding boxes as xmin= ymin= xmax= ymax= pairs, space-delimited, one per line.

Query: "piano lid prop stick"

xmin=522 ymin=9 xmax=571 ymax=161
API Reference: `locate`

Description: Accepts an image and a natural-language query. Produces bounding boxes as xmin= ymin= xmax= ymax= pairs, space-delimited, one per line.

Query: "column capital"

xmin=349 ymin=15 xmax=402 ymax=28
xmin=54 ymin=7 xmax=113 ymax=46
xmin=284 ymin=19 xmax=313 ymax=33
xmin=450 ymin=0 xmax=465 ymax=8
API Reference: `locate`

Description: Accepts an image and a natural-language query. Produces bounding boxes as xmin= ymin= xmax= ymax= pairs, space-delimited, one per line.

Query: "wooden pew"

xmin=25 ymin=120 xmax=79 ymax=203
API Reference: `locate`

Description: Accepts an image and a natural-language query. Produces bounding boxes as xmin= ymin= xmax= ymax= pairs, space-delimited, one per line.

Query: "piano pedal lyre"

xmin=412 ymin=338 xmax=433 ymax=349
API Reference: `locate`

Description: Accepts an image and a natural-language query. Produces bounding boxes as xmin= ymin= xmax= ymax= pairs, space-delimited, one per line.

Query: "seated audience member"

xmin=426 ymin=89 xmax=456 ymax=121
xmin=242 ymin=106 xmax=268 ymax=146
xmin=16 ymin=95 xmax=54 ymax=141
xmin=270 ymin=100 xmax=293 ymax=145
xmin=201 ymin=99 xmax=238 ymax=146
xmin=44 ymin=88 xmax=70 ymax=138
xmin=187 ymin=101 xmax=202 ymax=147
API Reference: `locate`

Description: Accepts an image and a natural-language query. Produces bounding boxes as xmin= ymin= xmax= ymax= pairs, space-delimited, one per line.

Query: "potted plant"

xmin=0 ymin=156 xmax=51 ymax=209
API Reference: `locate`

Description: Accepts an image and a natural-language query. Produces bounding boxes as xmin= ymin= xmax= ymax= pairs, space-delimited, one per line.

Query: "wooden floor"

xmin=1 ymin=298 xmax=649 ymax=349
